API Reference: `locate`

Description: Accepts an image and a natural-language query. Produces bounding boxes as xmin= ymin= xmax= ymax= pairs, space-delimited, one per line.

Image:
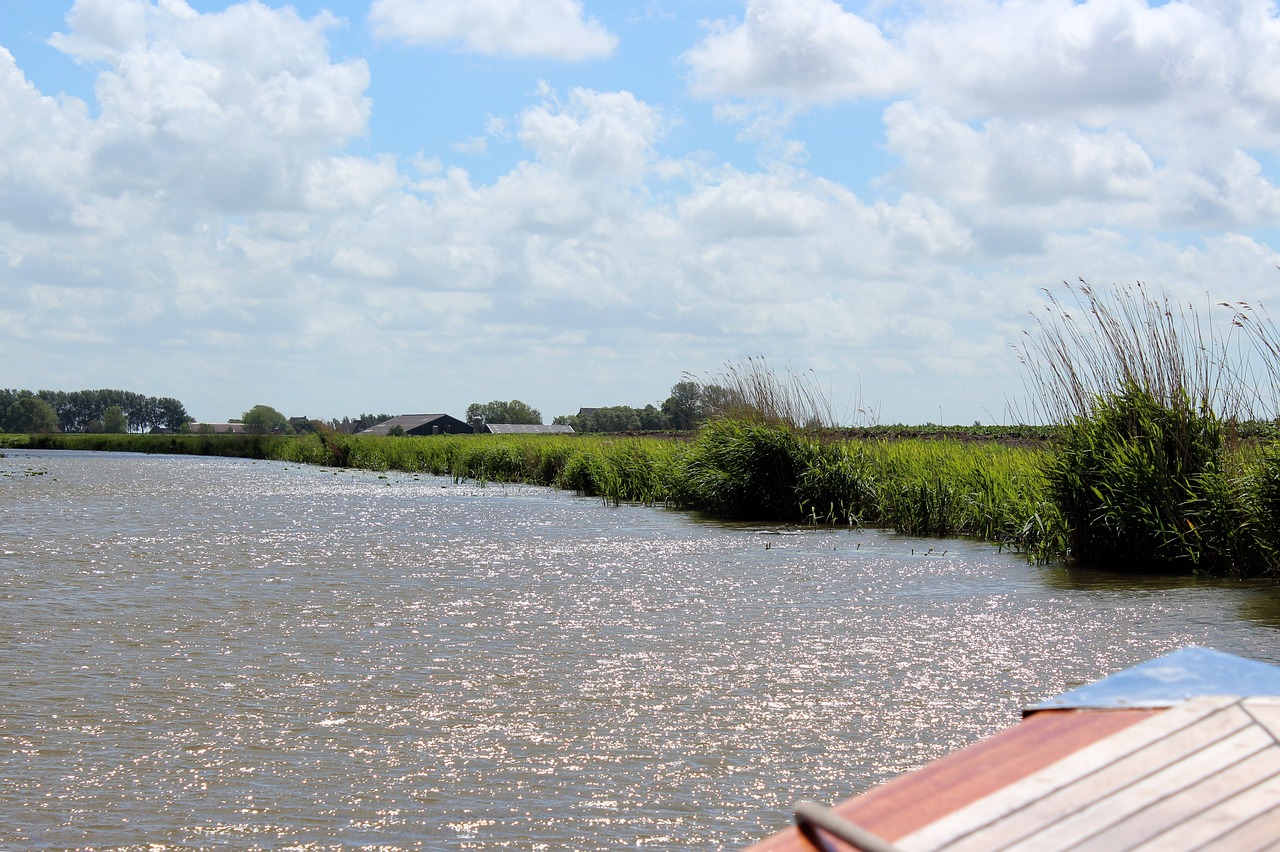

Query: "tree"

xmin=638 ymin=404 xmax=668 ymax=431
xmin=241 ymin=404 xmax=290 ymax=435
xmin=466 ymin=399 xmax=542 ymax=425
xmin=554 ymin=404 xmax=673 ymax=433
xmin=591 ymin=406 xmax=642 ymax=432
xmin=700 ymin=383 xmax=741 ymax=419
xmin=289 ymin=418 xmax=321 ymax=434
xmin=20 ymin=388 xmax=192 ymax=433
xmin=0 ymin=389 xmax=25 ymax=416
xmin=101 ymin=405 xmax=128 ymax=434
xmin=154 ymin=397 xmax=192 ymax=432
xmin=504 ymin=399 xmax=542 ymax=424
xmin=662 ymin=381 xmax=705 ymax=430
xmin=6 ymin=397 xmax=59 ymax=433
xmin=333 ymin=413 xmax=394 ymax=433
xmin=131 ymin=396 xmax=160 ymax=432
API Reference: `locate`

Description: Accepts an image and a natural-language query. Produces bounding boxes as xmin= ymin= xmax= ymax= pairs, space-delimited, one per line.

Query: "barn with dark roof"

xmin=358 ymin=414 xmax=472 ymax=436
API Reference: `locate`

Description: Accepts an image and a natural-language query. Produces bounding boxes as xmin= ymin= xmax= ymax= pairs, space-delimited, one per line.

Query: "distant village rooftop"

xmin=190 ymin=423 xmax=245 ymax=434
xmin=483 ymin=423 xmax=574 ymax=435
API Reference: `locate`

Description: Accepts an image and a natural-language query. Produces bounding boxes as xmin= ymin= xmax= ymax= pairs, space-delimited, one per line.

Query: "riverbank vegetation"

xmin=7 ymin=425 xmax=1063 ymax=560
xmin=1018 ymin=281 xmax=1280 ymax=576
xmin=5 ymin=357 xmax=1061 ymax=560
xmin=9 ymin=407 xmax=1279 ymax=573
xmin=9 ymin=285 xmax=1280 ymax=575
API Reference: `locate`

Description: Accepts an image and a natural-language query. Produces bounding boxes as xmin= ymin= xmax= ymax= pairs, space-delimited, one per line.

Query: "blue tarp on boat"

xmin=1029 ymin=645 xmax=1280 ymax=711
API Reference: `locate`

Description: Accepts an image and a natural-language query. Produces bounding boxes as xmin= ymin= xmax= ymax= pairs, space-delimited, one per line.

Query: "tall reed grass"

xmin=795 ymin=437 xmax=1064 ymax=560
xmin=1018 ymin=281 xmax=1280 ymax=575
xmin=700 ymin=356 xmax=844 ymax=429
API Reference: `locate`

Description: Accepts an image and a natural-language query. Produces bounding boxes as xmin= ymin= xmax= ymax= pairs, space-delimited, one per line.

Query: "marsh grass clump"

xmin=1019 ymin=280 xmax=1280 ymax=574
xmin=796 ymin=442 xmax=879 ymax=525
xmin=599 ymin=439 xmax=680 ymax=506
xmin=473 ymin=442 xmax=529 ymax=482
xmin=848 ymin=439 xmax=1059 ymax=555
xmin=1242 ymin=444 xmax=1280 ymax=561
xmin=20 ymin=431 xmax=294 ymax=459
xmin=1045 ymin=383 xmax=1231 ymax=570
xmin=671 ymin=419 xmax=815 ymax=521
xmin=557 ymin=445 xmax=615 ymax=496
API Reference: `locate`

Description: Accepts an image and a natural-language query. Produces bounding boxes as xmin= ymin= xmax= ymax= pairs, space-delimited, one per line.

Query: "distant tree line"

xmin=554 ymin=381 xmax=738 ymax=433
xmin=324 ymin=413 xmax=395 ymax=434
xmin=466 ymin=400 xmax=542 ymax=425
xmin=0 ymin=388 xmax=191 ymax=434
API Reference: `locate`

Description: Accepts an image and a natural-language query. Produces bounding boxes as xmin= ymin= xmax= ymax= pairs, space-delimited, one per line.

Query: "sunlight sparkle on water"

xmin=1 ymin=450 xmax=1278 ymax=848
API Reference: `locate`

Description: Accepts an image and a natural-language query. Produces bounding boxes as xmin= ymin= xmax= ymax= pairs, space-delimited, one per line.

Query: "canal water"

xmin=3 ymin=449 xmax=1279 ymax=850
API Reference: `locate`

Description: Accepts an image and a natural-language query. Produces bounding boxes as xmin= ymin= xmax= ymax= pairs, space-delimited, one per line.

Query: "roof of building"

xmin=484 ymin=423 xmax=575 ymax=434
xmin=191 ymin=423 xmax=245 ymax=434
xmin=359 ymin=414 xmax=464 ymax=435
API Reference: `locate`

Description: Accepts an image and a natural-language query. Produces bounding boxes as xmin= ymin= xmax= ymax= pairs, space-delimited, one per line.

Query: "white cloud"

xmin=684 ymin=0 xmax=908 ymax=103
xmin=454 ymin=136 xmax=488 ymax=155
xmin=685 ymin=0 xmax=1280 ymax=129
xmin=4 ymin=1 xmax=1280 ymax=425
xmin=517 ymin=87 xmax=664 ymax=185
xmin=47 ymin=0 xmax=150 ymax=63
xmin=883 ymin=100 xmax=1280 ymax=237
xmin=677 ymin=169 xmax=836 ymax=240
xmin=686 ymin=0 xmax=1280 ymax=244
xmin=49 ymin=0 xmax=371 ymax=215
xmin=304 ymin=155 xmax=400 ymax=212
xmin=884 ymin=103 xmax=1157 ymax=212
xmin=907 ymin=0 xmax=1206 ymax=120
xmin=368 ymin=0 xmax=617 ymax=61
xmin=0 ymin=48 xmax=91 ymax=230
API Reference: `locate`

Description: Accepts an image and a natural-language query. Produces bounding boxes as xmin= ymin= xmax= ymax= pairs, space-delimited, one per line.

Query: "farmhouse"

xmin=359 ymin=414 xmax=471 ymax=436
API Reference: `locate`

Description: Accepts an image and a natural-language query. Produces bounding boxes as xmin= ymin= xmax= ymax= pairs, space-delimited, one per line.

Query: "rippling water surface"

xmin=3 ymin=449 xmax=1279 ymax=849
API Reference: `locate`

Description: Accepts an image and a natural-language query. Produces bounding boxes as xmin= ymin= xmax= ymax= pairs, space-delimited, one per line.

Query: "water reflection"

xmin=1042 ymin=564 xmax=1234 ymax=591
xmin=1041 ymin=563 xmax=1280 ymax=630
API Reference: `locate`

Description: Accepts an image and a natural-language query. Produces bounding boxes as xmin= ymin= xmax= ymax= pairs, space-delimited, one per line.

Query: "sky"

xmin=3 ymin=0 xmax=1280 ymax=425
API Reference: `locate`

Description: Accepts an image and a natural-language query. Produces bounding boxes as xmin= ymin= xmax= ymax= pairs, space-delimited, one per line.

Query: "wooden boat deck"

xmin=745 ymin=696 xmax=1280 ymax=851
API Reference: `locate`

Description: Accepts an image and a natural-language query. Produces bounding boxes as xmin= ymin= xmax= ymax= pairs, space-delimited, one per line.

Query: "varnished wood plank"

xmin=996 ymin=718 xmax=1267 ymax=851
xmin=894 ymin=696 xmax=1240 ymax=852
xmin=741 ymin=709 xmax=1158 ymax=852
xmin=1242 ymin=696 xmax=1280 ymax=744
xmin=1132 ymin=764 xmax=1280 ymax=851
xmin=1060 ymin=738 xmax=1280 ymax=851
xmin=936 ymin=708 xmax=1264 ymax=852
xmin=842 ymin=709 xmax=1159 ymax=842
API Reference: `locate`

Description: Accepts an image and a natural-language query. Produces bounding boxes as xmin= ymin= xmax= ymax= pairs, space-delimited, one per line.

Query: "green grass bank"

xmin=5 ymin=425 xmax=1064 ymax=562
xmin=13 ymin=417 xmax=1280 ymax=575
